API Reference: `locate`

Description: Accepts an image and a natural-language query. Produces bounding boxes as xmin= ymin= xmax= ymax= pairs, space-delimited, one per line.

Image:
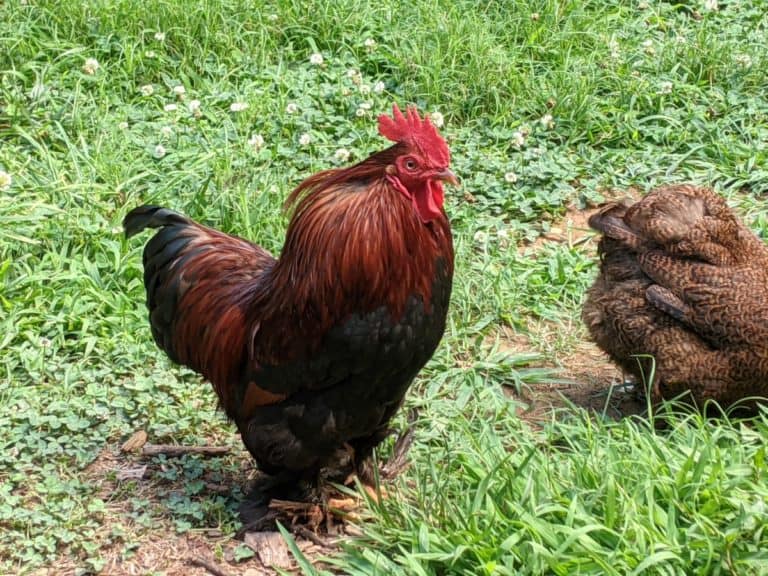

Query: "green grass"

xmin=2 ymin=0 xmax=768 ymax=573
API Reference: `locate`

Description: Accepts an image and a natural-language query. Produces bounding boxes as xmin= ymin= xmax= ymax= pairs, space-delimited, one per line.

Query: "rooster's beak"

xmin=436 ymin=168 xmax=459 ymax=186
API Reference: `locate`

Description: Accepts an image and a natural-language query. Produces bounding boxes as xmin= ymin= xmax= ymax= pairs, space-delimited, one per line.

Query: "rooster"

xmin=124 ymin=105 xmax=456 ymax=511
xmin=582 ymin=184 xmax=768 ymax=412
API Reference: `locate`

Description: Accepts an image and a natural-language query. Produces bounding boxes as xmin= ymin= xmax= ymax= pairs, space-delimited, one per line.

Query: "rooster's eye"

xmin=404 ymin=158 xmax=418 ymax=171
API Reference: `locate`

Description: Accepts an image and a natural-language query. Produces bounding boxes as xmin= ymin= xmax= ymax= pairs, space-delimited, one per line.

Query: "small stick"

xmin=141 ymin=444 xmax=231 ymax=457
xmin=269 ymin=498 xmax=316 ymax=513
xmin=187 ymin=557 xmax=231 ymax=576
xmin=294 ymin=525 xmax=334 ymax=548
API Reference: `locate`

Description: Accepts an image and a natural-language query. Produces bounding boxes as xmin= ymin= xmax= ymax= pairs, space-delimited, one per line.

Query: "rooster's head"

xmin=378 ymin=104 xmax=457 ymax=223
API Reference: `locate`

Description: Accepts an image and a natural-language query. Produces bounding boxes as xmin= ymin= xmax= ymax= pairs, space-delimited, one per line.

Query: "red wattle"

xmin=413 ymin=181 xmax=443 ymax=223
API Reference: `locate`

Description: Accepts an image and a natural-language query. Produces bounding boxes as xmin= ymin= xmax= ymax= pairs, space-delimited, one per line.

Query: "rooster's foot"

xmin=238 ymin=471 xmax=312 ymax=533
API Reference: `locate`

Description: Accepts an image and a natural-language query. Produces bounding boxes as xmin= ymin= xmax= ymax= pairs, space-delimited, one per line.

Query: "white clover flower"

xmin=530 ymin=12 xmax=540 ymax=20
xmin=359 ymin=101 xmax=373 ymax=111
xmin=704 ymin=0 xmax=718 ymax=10
xmin=163 ymin=103 xmax=178 ymax=112
xmin=359 ymin=84 xmax=371 ymax=95
xmin=285 ymin=102 xmax=298 ymax=114
xmin=373 ymin=81 xmax=385 ymax=93
xmin=0 ymin=170 xmax=12 ymax=190
xmin=111 ymin=226 xmax=123 ymax=234
xmin=512 ymin=131 xmax=526 ymax=148
xmin=657 ymin=81 xmax=673 ymax=95
xmin=429 ymin=111 xmax=445 ymax=128
xmin=363 ymin=38 xmax=376 ymax=49
xmin=39 ymin=337 xmax=52 ymax=349
xmin=118 ymin=121 xmax=129 ymax=130
xmin=608 ymin=39 xmax=620 ymax=59
xmin=356 ymin=107 xmax=367 ymax=117
xmin=642 ymin=39 xmax=655 ymax=55
xmin=473 ymin=230 xmax=488 ymax=243
xmin=735 ymin=53 xmax=752 ymax=67
xmin=309 ymin=52 xmax=324 ymax=65
xmin=674 ymin=35 xmax=687 ymax=44
xmin=268 ymin=14 xmax=278 ymax=21
xmin=334 ymin=148 xmax=350 ymax=162
xmin=140 ymin=84 xmax=154 ymax=96
xmin=230 ymin=102 xmax=248 ymax=112
xmin=172 ymin=85 xmax=186 ymax=98
xmin=154 ymin=31 xmax=166 ymax=42
xmin=299 ymin=133 xmax=312 ymax=146
xmin=540 ymin=113 xmax=554 ymax=129
xmin=82 ymin=58 xmax=99 ymax=75
xmin=153 ymin=144 xmax=167 ymax=159
xmin=638 ymin=1 xmax=649 ymax=9
xmin=160 ymin=126 xmax=173 ymax=137
xmin=145 ymin=50 xmax=157 ymax=58
xmin=188 ymin=99 xmax=201 ymax=115
xmin=497 ymin=228 xmax=511 ymax=247
xmin=341 ymin=87 xmax=351 ymax=97
xmin=248 ymin=134 xmax=265 ymax=150
xmin=504 ymin=171 xmax=518 ymax=183
xmin=347 ymin=69 xmax=362 ymax=85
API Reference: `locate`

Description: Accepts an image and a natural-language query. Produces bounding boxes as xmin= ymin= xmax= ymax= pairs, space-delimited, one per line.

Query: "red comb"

xmin=378 ymin=104 xmax=450 ymax=167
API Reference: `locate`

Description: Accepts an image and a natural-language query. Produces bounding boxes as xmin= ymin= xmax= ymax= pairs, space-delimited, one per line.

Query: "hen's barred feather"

xmin=583 ymin=184 xmax=768 ymax=411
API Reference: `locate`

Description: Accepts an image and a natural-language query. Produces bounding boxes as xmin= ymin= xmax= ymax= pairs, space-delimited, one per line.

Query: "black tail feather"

xmin=124 ymin=205 xmax=200 ymax=362
xmin=123 ymin=205 xmax=191 ymax=239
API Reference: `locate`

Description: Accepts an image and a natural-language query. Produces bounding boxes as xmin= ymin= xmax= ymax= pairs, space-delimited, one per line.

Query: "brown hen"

xmin=582 ymin=184 xmax=768 ymax=411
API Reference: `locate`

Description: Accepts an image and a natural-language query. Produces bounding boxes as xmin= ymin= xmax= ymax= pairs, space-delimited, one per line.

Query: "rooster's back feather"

xmin=125 ymin=205 xmax=279 ymax=413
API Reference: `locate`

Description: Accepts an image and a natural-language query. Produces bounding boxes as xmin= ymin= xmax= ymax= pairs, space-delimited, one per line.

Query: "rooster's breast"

xmin=238 ymin=256 xmax=452 ymax=475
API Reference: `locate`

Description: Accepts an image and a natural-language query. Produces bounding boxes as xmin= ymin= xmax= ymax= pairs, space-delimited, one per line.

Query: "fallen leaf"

xmin=327 ymin=497 xmax=358 ymax=512
xmin=121 ymin=430 xmax=148 ymax=453
xmin=362 ymin=484 xmax=388 ymax=503
xmin=115 ymin=465 xmax=147 ymax=481
xmin=244 ymin=531 xmax=292 ymax=570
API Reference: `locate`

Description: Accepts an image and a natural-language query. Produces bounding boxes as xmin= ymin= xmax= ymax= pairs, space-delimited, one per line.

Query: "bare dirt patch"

xmin=495 ymin=324 xmax=647 ymax=422
xmin=522 ymin=203 xmax=595 ymax=255
xmin=35 ymin=439 xmax=342 ymax=576
xmin=506 ymin=202 xmax=648 ymax=422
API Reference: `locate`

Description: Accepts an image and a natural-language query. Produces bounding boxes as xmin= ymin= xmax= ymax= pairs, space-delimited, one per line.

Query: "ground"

xmin=4 ymin=0 xmax=768 ymax=573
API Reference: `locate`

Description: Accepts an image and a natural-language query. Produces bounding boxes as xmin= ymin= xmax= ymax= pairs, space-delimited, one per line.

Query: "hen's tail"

xmin=124 ymin=205 xmax=276 ymax=413
xmin=588 ymin=199 xmax=646 ymax=251
xmin=590 ymin=186 xmax=753 ymax=266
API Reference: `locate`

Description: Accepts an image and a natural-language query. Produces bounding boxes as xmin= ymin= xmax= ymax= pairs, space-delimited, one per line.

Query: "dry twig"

xmin=141 ymin=444 xmax=231 ymax=457
xmin=294 ymin=525 xmax=334 ymax=548
xmin=187 ymin=557 xmax=231 ymax=576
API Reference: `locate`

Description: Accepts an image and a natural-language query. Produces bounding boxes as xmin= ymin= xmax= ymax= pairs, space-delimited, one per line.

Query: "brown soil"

xmin=494 ymin=324 xmax=647 ymax=423
xmin=35 ymin=440 xmax=342 ymax=576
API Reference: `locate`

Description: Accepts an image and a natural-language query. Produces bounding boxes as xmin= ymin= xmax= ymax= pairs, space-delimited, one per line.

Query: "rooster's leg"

xmin=379 ymin=421 xmax=415 ymax=479
xmin=353 ymin=409 xmax=418 ymax=490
